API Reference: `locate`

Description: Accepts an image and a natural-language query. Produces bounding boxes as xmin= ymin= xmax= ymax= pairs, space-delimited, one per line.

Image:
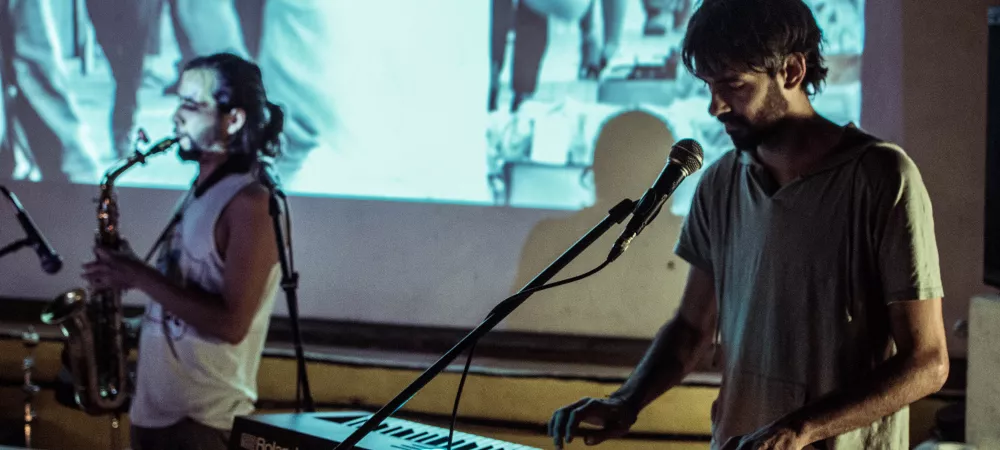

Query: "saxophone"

xmin=41 ymin=136 xmax=178 ymax=415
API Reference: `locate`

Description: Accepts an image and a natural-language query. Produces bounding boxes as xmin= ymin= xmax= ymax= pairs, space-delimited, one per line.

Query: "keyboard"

xmin=229 ymin=411 xmax=540 ymax=450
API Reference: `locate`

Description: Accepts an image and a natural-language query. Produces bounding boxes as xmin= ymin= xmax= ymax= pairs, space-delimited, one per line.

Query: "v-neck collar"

xmin=737 ymin=123 xmax=873 ymax=198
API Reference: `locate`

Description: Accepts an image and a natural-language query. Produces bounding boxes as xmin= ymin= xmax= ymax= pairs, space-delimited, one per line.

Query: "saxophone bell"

xmin=40 ymin=288 xmax=87 ymax=330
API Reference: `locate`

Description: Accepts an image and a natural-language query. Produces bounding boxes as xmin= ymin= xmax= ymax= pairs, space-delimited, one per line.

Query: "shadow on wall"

xmin=506 ymin=109 xmax=691 ymax=338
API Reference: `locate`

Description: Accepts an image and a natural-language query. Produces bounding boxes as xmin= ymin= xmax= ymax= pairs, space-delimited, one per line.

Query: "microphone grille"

xmin=42 ymin=255 xmax=63 ymax=274
xmin=671 ymin=138 xmax=704 ymax=175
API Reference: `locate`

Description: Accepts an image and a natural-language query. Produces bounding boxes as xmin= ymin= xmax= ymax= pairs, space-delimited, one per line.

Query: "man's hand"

xmin=82 ymin=241 xmax=147 ymax=291
xmin=548 ymin=396 xmax=638 ymax=449
xmin=721 ymin=420 xmax=806 ymax=450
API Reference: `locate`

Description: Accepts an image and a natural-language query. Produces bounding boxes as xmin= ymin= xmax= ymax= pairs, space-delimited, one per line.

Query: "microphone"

xmin=608 ymin=138 xmax=704 ymax=262
xmin=0 ymin=187 xmax=63 ymax=274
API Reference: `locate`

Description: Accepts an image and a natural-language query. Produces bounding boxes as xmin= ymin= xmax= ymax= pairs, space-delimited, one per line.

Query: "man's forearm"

xmin=133 ymin=265 xmax=241 ymax=343
xmin=611 ymin=316 xmax=713 ymax=412
xmin=783 ymin=351 xmax=948 ymax=445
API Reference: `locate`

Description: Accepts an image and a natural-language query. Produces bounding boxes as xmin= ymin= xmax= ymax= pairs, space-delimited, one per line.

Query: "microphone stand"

xmin=0 ymin=238 xmax=33 ymax=260
xmin=265 ymin=186 xmax=314 ymax=413
xmin=0 ymin=185 xmax=35 ymax=262
xmin=333 ymin=198 xmax=637 ymax=450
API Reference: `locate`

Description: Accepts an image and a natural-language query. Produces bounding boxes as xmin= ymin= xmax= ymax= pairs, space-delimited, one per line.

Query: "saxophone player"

xmin=82 ymin=52 xmax=284 ymax=450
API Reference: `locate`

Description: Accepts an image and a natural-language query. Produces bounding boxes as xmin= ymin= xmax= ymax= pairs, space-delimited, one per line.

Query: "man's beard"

xmin=719 ymin=80 xmax=788 ymax=150
xmin=176 ymin=129 xmax=217 ymax=161
xmin=725 ymin=120 xmax=779 ymax=150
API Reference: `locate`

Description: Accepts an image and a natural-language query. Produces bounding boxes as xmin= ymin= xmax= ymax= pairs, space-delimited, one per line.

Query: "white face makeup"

xmin=173 ymin=69 xmax=227 ymax=160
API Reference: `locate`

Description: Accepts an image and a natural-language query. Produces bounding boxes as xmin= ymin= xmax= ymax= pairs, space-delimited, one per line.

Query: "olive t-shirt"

xmin=675 ymin=124 xmax=944 ymax=449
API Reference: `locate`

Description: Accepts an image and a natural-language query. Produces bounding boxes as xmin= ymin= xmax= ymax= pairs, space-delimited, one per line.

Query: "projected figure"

xmin=255 ymin=0 xmax=490 ymax=202
xmin=490 ymin=0 xmax=547 ymax=113
xmin=255 ymin=0 xmax=328 ymax=180
xmin=489 ymin=0 xmax=626 ymax=112
xmin=82 ymin=53 xmax=281 ymax=450
xmin=507 ymin=109 xmax=685 ymax=335
xmin=0 ymin=0 xmax=99 ymax=183
xmin=84 ymin=0 xmax=162 ymax=159
xmin=549 ymin=1 xmax=946 ymax=449
xmin=80 ymin=0 xmax=249 ymax=162
xmin=158 ymin=0 xmax=250 ymax=93
xmin=578 ymin=0 xmax=628 ymax=80
xmin=641 ymin=0 xmax=693 ymax=36
xmin=85 ymin=0 xmax=249 ymax=159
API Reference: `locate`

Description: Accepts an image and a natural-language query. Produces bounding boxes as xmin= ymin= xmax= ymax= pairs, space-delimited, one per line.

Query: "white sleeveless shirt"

xmin=130 ymin=172 xmax=281 ymax=430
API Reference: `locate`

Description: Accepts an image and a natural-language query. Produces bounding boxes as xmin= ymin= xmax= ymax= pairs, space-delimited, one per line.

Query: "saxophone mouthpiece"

xmin=150 ymin=136 xmax=179 ymax=154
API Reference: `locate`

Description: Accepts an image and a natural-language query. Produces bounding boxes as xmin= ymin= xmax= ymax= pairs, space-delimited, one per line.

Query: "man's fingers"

xmin=93 ymin=250 xmax=124 ymax=269
xmin=82 ymin=271 xmax=112 ymax=288
xmin=565 ymin=398 xmax=607 ymax=444
xmin=549 ymin=397 xmax=639 ymax=448
xmin=582 ymin=422 xmax=630 ymax=446
xmin=81 ymin=261 xmax=131 ymax=290
xmin=548 ymin=409 xmax=561 ymax=448
xmin=563 ymin=400 xmax=587 ymax=444
xmin=82 ymin=263 xmax=110 ymax=279
xmin=83 ymin=276 xmax=107 ymax=290
xmin=549 ymin=398 xmax=593 ymax=449
xmin=95 ymin=245 xmax=129 ymax=261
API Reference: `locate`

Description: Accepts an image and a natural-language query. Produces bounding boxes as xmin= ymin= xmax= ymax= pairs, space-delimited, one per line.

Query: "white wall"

xmin=899 ymin=0 xmax=996 ymax=357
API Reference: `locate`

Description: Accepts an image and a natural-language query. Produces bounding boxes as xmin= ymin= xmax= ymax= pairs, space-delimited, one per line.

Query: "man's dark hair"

xmin=681 ymin=0 xmax=829 ymax=96
xmin=183 ymin=52 xmax=284 ymax=160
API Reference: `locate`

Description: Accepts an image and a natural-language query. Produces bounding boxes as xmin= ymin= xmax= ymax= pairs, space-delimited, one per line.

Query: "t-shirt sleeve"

xmin=868 ymin=146 xmax=945 ymax=303
xmin=675 ymin=168 xmax=716 ymax=274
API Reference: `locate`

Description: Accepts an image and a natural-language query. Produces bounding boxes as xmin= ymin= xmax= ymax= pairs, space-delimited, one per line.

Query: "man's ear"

xmin=781 ymin=53 xmax=808 ymax=91
xmin=225 ymin=108 xmax=247 ymax=136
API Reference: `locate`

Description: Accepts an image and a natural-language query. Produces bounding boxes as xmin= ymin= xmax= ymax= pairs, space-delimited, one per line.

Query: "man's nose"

xmin=708 ymin=92 xmax=730 ymax=118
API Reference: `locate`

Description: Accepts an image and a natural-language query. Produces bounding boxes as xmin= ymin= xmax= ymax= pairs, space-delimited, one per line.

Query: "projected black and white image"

xmin=0 ymin=0 xmax=864 ymax=212
xmin=487 ymin=0 xmax=864 ymax=212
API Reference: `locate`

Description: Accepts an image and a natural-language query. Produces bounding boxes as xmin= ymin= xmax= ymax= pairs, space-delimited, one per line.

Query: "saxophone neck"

xmin=102 ymin=137 xmax=178 ymax=185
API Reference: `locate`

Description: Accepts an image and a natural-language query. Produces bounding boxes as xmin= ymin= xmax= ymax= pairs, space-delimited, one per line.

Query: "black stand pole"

xmin=333 ymin=198 xmax=636 ymax=449
xmin=266 ymin=190 xmax=314 ymax=412
xmin=0 ymin=238 xmax=31 ymax=259
xmin=1 ymin=184 xmax=33 ymax=260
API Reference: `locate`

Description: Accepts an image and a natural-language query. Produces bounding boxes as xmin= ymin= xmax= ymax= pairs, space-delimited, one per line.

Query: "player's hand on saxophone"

xmin=82 ymin=240 xmax=147 ymax=291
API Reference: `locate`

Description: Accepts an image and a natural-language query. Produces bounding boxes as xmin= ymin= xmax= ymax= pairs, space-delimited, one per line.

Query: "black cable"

xmin=282 ymin=195 xmax=295 ymax=271
xmin=446 ymin=343 xmax=476 ymax=450
xmin=486 ymin=257 xmax=614 ymax=319
xmin=444 ymin=257 xmax=615 ymax=448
